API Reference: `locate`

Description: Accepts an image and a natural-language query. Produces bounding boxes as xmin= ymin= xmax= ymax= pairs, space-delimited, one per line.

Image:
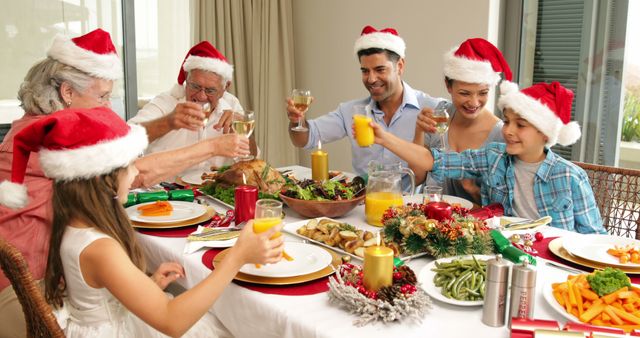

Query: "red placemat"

xmin=532 ymin=236 xmax=640 ymax=284
xmin=201 ymin=249 xmax=330 ymax=295
xmin=137 ymin=225 xmax=198 ymax=237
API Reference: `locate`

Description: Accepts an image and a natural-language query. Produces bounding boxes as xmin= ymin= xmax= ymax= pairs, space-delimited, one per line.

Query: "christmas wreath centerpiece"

xmin=327 ymin=263 xmax=431 ymax=326
xmin=381 ymin=203 xmax=495 ymax=259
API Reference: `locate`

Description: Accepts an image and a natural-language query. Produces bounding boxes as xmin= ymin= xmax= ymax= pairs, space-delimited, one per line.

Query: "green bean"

xmin=432 ymin=257 xmax=489 ymax=301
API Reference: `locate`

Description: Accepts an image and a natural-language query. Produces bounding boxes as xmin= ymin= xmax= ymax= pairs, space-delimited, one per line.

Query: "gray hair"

xmin=18 ymin=58 xmax=95 ymax=115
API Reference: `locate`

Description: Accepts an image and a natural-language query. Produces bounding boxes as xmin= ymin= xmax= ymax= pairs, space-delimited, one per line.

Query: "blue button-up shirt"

xmin=431 ymin=142 xmax=606 ymax=234
xmin=305 ymin=82 xmax=443 ymax=187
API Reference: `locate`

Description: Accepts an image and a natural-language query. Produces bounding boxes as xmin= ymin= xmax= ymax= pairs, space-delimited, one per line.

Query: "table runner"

xmin=533 ymin=236 xmax=640 ymax=284
xmin=201 ymin=248 xmax=330 ymax=296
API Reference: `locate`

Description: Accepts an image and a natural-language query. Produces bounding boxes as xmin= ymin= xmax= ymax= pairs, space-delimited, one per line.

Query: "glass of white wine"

xmin=290 ymin=89 xmax=312 ymax=132
xmin=198 ymin=102 xmax=213 ymax=142
xmin=432 ymin=101 xmax=450 ymax=150
xmin=232 ymin=110 xmax=255 ymax=161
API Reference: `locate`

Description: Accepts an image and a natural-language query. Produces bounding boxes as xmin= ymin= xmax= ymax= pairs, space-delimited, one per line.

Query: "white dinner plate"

xmin=239 ymin=242 xmax=333 ymax=278
xmin=563 ymin=234 xmax=640 ymax=268
xmin=126 ymin=201 xmax=207 ymax=224
xmin=404 ymin=194 xmax=473 ymax=209
xmin=181 ymin=171 xmax=214 ymax=186
xmin=418 ymin=255 xmax=493 ymax=306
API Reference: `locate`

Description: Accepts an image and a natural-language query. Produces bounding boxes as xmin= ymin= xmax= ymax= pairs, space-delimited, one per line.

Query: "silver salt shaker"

xmin=482 ymin=254 xmax=510 ymax=327
xmin=509 ymin=259 xmax=537 ymax=325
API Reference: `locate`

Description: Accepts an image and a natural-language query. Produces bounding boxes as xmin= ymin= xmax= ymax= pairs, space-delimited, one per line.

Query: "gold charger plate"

xmin=213 ymin=245 xmax=341 ymax=285
xmin=548 ymin=237 xmax=640 ymax=274
xmin=131 ymin=207 xmax=215 ymax=229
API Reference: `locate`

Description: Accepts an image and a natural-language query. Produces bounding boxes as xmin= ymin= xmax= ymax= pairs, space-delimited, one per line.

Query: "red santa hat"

xmin=0 ymin=107 xmax=147 ymax=209
xmin=443 ymin=38 xmax=512 ymax=86
xmin=46 ymin=28 xmax=122 ymax=80
xmin=353 ymin=25 xmax=406 ymax=58
xmin=498 ymin=81 xmax=581 ymax=147
xmin=177 ymin=41 xmax=234 ymax=85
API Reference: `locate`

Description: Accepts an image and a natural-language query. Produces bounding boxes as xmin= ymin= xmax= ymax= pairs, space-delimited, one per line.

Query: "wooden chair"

xmin=573 ymin=161 xmax=640 ymax=239
xmin=0 ymin=237 xmax=65 ymax=337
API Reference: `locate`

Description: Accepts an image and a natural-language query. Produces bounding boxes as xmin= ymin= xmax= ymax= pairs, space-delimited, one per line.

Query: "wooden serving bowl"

xmin=279 ymin=193 xmax=365 ymax=218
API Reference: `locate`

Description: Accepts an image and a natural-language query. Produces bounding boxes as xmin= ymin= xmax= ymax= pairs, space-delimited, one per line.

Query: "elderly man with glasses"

xmin=129 ymin=41 xmax=257 ymax=174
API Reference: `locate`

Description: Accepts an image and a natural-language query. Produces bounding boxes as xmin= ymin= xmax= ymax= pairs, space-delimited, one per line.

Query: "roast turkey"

xmin=204 ymin=160 xmax=286 ymax=194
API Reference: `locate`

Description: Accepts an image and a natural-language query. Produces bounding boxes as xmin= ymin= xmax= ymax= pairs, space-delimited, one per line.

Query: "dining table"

xmin=134 ymin=166 xmax=589 ymax=338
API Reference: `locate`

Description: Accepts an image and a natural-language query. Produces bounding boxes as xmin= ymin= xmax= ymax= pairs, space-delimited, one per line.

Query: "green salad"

xmin=281 ymin=178 xmax=363 ymax=201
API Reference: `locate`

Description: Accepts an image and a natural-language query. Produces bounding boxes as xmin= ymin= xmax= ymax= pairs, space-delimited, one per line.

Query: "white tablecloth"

xmin=135 ymin=166 xmax=578 ymax=338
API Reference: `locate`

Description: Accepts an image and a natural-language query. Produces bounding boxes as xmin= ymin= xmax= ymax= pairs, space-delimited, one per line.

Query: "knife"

xmin=187 ymin=230 xmax=240 ymax=242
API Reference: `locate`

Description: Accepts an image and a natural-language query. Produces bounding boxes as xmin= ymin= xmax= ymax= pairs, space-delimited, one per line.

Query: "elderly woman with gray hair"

xmin=0 ymin=29 xmax=247 ymax=337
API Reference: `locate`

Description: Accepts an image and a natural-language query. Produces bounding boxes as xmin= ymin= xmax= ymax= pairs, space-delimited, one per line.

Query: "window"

xmin=511 ymin=0 xmax=633 ymax=167
xmin=0 ymin=0 xmax=126 ymax=129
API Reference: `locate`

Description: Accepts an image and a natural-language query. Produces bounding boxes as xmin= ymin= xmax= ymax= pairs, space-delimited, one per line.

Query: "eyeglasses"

xmin=187 ymin=82 xmax=219 ymax=96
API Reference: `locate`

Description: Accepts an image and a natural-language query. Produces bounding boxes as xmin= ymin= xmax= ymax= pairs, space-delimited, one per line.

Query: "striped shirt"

xmin=430 ymin=142 xmax=606 ymax=234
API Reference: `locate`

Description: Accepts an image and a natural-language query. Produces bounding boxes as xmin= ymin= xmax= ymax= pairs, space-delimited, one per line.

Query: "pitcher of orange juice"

xmin=365 ymin=161 xmax=415 ymax=226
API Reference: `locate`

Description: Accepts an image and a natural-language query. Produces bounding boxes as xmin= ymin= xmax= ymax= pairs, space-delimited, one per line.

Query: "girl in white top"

xmin=0 ymin=107 xmax=283 ymax=337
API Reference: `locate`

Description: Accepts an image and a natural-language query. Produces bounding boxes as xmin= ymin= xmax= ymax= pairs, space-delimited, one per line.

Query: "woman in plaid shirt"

xmin=363 ymin=81 xmax=606 ymax=234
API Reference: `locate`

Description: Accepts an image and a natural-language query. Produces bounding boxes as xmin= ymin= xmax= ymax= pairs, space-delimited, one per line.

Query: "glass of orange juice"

xmin=253 ymin=199 xmax=282 ymax=237
xmin=253 ymin=199 xmax=292 ymax=263
xmin=353 ymin=114 xmax=374 ymax=147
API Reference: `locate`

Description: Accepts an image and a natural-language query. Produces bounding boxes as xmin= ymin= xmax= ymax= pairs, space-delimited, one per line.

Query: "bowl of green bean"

xmin=418 ymin=254 xmax=492 ymax=306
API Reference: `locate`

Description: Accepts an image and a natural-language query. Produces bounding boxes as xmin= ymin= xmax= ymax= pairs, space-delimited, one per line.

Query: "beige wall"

xmin=291 ymin=0 xmax=501 ymax=172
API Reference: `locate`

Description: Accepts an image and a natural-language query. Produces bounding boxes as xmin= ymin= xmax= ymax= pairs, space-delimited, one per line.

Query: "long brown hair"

xmin=45 ymin=167 xmax=146 ymax=307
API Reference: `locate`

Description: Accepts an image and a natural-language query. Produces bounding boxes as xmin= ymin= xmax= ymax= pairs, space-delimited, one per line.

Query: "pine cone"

xmin=397 ymin=266 xmax=417 ymax=285
xmin=378 ymin=285 xmax=402 ymax=304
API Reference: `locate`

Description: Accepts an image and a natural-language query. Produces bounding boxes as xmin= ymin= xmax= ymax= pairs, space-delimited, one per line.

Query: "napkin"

xmin=184 ymin=226 xmax=238 ymax=254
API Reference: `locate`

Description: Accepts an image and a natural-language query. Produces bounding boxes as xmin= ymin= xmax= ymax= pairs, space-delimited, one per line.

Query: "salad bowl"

xmin=279 ymin=193 xmax=365 ymax=218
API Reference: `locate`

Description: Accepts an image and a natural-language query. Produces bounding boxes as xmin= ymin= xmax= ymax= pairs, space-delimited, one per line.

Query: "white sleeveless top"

xmin=59 ymin=226 xmax=219 ymax=338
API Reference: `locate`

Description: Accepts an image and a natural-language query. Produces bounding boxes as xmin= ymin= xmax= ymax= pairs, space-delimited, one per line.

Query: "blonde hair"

xmin=45 ymin=168 xmax=146 ymax=307
xmin=18 ymin=58 xmax=95 ymax=115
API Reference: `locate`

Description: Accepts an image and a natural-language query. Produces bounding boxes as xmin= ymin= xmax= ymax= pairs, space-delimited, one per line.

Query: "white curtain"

xmin=194 ymin=0 xmax=298 ymax=167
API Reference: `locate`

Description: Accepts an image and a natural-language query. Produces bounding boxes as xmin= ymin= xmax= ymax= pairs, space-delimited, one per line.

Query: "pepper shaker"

xmin=509 ymin=259 xmax=537 ymax=325
xmin=482 ymin=254 xmax=511 ymax=327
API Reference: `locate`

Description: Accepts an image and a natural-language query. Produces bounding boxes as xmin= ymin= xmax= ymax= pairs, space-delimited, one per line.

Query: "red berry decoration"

xmin=534 ymin=232 xmax=544 ymax=241
xmin=393 ymin=272 xmax=402 ymax=280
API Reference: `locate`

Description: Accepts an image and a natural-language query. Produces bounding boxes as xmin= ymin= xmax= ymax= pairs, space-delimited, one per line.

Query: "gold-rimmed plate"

xmin=548 ymin=237 xmax=640 ymax=274
xmin=213 ymin=244 xmax=340 ymax=285
xmin=131 ymin=207 xmax=215 ymax=229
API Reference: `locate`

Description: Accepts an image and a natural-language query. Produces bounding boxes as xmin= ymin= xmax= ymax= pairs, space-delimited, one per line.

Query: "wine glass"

xmin=231 ymin=110 xmax=255 ymax=161
xmin=432 ymin=101 xmax=450 ymax=150
xmin=198 ymin=102 xmax=213 ymax=142
xmin=290 ymin=89 xmax=312 ymax=132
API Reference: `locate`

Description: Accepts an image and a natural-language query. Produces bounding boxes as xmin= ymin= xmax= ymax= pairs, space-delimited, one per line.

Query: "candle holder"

xmin=327 ymin=263 xmax=431 ymax=326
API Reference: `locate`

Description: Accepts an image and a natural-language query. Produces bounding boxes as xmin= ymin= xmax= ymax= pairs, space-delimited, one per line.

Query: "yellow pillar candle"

xmin=363 ymin=238 xmax=394 ymax=291
xmin=311 ymin=141 xmax=328 ymax=181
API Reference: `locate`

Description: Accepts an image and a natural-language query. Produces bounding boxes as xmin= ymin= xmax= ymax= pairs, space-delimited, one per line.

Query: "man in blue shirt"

xmin=286 ymin=26 xmax=441 ymax=189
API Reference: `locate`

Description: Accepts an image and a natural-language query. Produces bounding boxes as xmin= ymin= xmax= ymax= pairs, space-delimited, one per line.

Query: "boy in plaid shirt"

xmin=364 ymin=81 xmax=605 ymax=234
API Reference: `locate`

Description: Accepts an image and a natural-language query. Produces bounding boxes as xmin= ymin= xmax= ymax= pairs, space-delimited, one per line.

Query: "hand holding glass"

xmin=253 ymin=199 xmax=292 ymax=266
xmin=353 ymin=114 xmax=374 ymax=147
xmin=290 ymin=89 xmax=312 ymax=132
xmin=432 ymin=102 xmax=450 ymax=150
xmin=231 ymin=110 xmax=255 ymax=161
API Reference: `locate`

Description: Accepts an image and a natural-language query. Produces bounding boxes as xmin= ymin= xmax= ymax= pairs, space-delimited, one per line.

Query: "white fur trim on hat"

xmin=183 ymin=55 xmax=234 ymax=83
xmin=498 ymin=81 xmax=571 ymax=147
xmin=354 ymin=32 xmax=406 ymax=58
xmin=443 ymin=48 xmax=501 ymax=85
xmin=47 ymin=35 xmax=122 ymax=80
xmin=0 ymin=181 xmax=29 ymax=209
xmin=38 ymin=124 xmax=148 ymax=181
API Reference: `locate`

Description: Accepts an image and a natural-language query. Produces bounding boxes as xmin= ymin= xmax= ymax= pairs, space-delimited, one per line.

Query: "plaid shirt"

xmin=431 ymin=142 xmax=606 ymax=234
